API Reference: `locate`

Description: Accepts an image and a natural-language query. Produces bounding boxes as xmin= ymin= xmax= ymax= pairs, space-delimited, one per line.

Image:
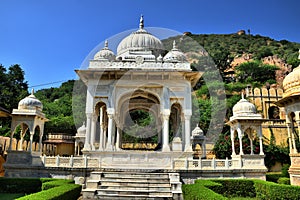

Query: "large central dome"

xmin=116 ymin=16 xmax=164 ymax=57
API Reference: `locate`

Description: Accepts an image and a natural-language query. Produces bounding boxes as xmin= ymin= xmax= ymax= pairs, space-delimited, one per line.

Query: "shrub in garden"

xmin=209 ymin=179 xmax=256 ymax=198
xmin=0 ymin=178 xmax=42 ymax=193
xmin=277 ymin=177 xmax=290 ymax=185
xmin=254 ymin=179 xmax=300 ymax=200
xmin=182 ymin=180 xmax=226 ymax=200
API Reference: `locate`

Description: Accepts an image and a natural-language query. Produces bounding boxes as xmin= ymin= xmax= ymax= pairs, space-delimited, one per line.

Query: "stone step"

xmin=102 ymin=172 xmax=170 ymax=179
xmin=96 ymin=189 xmax=173 ymax=197
xmin=99 ymin=177 xmax=170 ymax=183
xmin=98 ymin=185 xmax=171 ymax=192
xmin=95 ymin=196 xmax=167 ymax=200
xmin=100 ymin=180 xmax=170 ymax=187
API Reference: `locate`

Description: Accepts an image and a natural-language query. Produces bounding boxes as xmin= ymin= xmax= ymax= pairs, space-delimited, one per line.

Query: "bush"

xmin=266 ymin=172 xmax=283 ymax=183
xmin=254 ymin=179 xmax=300 ymax=200
xmin=17 ymin=184 xmax=82 ymax=200
xmin=42 ymin=179 xmax=75 ymax=190
xmin=277 ymin=177 xmax=290 ymax=185
xmin=209 ymin=179 xmax=256 ymax=198
xmin=0 ymin=177 xmax=42 ymax=193
xmin=183 ymin=179 xmax=300 ymax=200
xmin=183 ymin=180 xmax=227 ymax=200
xmin=282 ymin=164 xmax=290 ymax=177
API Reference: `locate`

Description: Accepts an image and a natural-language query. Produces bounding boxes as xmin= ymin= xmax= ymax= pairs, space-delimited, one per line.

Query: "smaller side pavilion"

xmin=227 ymin=94 xmax=266 ymax=171
xmin=4 ymin=90 xmax=49 ymax=177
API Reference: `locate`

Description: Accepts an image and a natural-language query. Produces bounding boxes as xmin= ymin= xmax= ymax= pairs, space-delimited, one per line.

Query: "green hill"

xmin=1 ymin=32 xmax=299 ymax=137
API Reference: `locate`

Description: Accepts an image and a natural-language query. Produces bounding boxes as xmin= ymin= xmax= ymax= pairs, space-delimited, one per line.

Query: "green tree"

xmin=0 ymin=64 xmax=28 ymax=136
xmin=235 ymin=61 xmax=278 ymax=84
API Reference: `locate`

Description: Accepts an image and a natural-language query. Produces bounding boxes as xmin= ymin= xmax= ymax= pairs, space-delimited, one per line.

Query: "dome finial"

xmin=31 ymin=88 xmax=34 ymax=95
xmin=173 ymin=40 xmax=177 ymax=49
xmin=105 ymin=40 xmax=108 ymax=48
xmin=241 ymin=91 xmax=244 ymax=99
xmin=298 ymin=49 xmax=300 ymax=60
xmin=139 ymin=14 xmax=144 ymax=29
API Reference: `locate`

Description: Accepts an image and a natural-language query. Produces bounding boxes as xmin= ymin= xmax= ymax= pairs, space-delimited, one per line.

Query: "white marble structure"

xmin=276 ymin=50 xmax=300 ymax=185
xmin=9 ymin=89 xmax=48 ymax=153
xmin=226 ymin=94 xmax=266 ymax=171
xmin=75 ymin=16 xmax=201 ymax=167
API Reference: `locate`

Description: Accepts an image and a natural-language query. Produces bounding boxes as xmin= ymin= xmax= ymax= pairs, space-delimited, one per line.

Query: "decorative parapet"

xmin=41 ymin=155 xmax=266 ymax=171
xmin=89 ymin=60 xmax=191 ymax=70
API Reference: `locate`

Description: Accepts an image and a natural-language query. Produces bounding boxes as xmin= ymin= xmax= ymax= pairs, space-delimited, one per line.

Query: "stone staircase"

xmin=82 ymin=171 xmax=182 ymax=199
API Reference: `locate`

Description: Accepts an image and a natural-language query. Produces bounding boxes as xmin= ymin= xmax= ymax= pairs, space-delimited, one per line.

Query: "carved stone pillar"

xmin=90 ymin=114 xmax=97 ymax=150
xmin=39 ymin=129 xmax=44 ymax=154
xmin=230 ymin=127 xmax=236 ymax=156
xmin=99 ymin=107 xmax=104 ymax=151
xmin=237 ymin=127 xmax=244 ymax=155
xmin=181 ymin=116 xmax=185 ymax=151
xmin=258 ymin=126 xmax=264 ymax=155
xmin=290 ymin=122 xmax=298 ymax=154
xmin=250 ymin=138 xmax=254 ymax=155
xmin=83 ymin=113 xmax=92 ymax=150
xmin=29 ymin=130 xmax=34 ymax=152
xmin=162 ymin=113 xmax=170 ymax=152
xmin=106 ymin=109 xmax=114 ymax=151
xmin=184 ymin=114 xmax=192 ymax=152
xmin=115 ymin=127 xmax=121 ymax=150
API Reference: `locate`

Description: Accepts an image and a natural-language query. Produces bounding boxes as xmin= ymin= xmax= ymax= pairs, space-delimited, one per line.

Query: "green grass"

xmin=0 ymin=193 xmax=25 ymax=200
xmin=231 ymin=197 xmax=259 ymax=200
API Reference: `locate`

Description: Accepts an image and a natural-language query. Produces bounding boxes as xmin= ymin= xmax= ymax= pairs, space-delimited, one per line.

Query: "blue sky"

xmin=0 ymin=0 xmax=299 ymax=90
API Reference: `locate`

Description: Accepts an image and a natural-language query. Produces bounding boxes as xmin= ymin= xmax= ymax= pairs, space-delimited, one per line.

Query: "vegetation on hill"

xmin=34 ymin=80 xmax=77 ymax=135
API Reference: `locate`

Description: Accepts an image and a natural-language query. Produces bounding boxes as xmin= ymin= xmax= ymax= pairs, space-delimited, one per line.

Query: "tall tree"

xmin=0 ymin=64 xmax=28 ymax=136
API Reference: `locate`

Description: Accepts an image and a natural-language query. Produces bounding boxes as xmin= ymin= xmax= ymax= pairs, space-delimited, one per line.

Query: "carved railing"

xmin=41 ymin=155 xmax=265 ymax=170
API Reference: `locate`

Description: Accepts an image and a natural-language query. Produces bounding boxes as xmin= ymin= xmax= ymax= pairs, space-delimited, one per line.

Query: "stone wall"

xmin=246 ymin=87 xmax=288 ymax=146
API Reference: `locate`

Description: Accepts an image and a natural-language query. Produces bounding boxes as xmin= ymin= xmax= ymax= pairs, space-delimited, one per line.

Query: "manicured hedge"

xmin=266 ymin=172 xmax=283 ymax=183
xmin=17 ymin=183 xmax=82 ymax=200
xmin=0 ymin=177 xmax=42 ymax=193
xmin=184 ymin=179 xmax=300 ymax=200
xmin=277 ymin=177 xmax=290 ymax=185
xmin=254 ymin=179 xmax=300 ymax=200
xmin=182 ymin=180 xmax=227 ymax=200
xmin=42 ymin=179 xmax=75 ymax=190
xmin=208 ymin=179 xmax=256 ymax=198
xmin=0 ymin=177 xmax=81 ymax=200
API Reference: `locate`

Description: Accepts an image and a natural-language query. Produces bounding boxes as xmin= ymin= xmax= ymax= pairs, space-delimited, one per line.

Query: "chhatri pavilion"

xmin=4 ymin=16 xmax=268 ymax=199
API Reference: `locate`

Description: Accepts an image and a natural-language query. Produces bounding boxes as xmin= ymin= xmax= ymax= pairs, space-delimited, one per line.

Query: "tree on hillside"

xmin=35 ymin=80 xmax=77 ymax=135
xmin=0 ymin=64 xmax=28 ymax=136
xmin=235 ymin=61 xmax=278 ymax=84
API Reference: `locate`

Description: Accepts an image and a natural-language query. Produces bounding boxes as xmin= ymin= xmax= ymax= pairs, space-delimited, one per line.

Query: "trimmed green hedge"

xmin=0 ymin=177 xmax=42 ymax=193
xmin=208 ymin=179 xmax=256 ymax=198
xmin=42 ymin=179 xmax=75 ymax=190
xmin=183 ymin=179 xmax=300 ymax=200
xmin=277 ymin=177 xmax=290 ymax=185
xmin=266 ymin=172 xmax=283 ymax=183
xmin=182 ymin=180 xmax=227 ymax=200
xmin=17 ymin=183 xmax=82 ymax=200
xmin=254 ymin=179 xmax=300 ymax=200
xmin=0 ymin=177 xmax=81 ymax=200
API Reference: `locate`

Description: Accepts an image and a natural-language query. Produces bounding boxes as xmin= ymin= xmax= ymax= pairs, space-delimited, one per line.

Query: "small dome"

xmin=192 ymin=125 xmax=204 ymax=136
xmin=77 ymin=122 xmax=86 ymax=135
xmin=283 ymin=67 xmax=300 ymax=96
xmin=94 ymin=40 xmax=115 ymax=61
xmin=163 ymin=41 xmax=187 ymax=62
xmin=18 ymin=89 xmax=43 ymax=110
xmin=232 ymin=96 xmax=256 ymax=116
xmin=282 ymin=51 xmax=300 ymax=98
xmin=117 ymin=16 xmax=164 ymax=56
